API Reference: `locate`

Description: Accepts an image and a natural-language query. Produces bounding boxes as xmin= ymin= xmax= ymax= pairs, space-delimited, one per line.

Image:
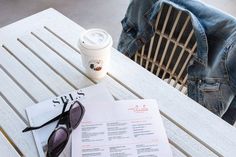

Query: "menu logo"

xmin=128 ymin=105 xmax=148 ymax=113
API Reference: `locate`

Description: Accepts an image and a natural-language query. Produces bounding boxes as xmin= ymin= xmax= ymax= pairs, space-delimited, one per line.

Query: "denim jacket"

xmin=118 ymin=0 xmax=236 ymax=124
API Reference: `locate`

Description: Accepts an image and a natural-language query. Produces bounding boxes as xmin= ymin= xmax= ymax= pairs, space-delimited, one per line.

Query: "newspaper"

xmin=72 ymin=99 xmax=173 ymax=157
xmin=25 ymin=84 xmax=114 ymax=157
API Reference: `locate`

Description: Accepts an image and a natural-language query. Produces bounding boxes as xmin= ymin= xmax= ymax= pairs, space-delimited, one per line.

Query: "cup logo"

xmin=89 ymin=60 xmax=103 ymax=71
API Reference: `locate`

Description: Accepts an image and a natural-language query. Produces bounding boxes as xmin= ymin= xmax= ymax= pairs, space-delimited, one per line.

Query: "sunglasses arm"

xmin=22 ymin=111 xmax=69 ymax=132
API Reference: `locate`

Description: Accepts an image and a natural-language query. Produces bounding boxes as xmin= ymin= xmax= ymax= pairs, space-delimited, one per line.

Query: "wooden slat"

xmin=0 ymin=47 xmax=55 ymax=102
xmin=0 ymin=9 xmax=135 ymax=101
xmin=1 ymin=35 xmax=94 ymax=157
xmin=170 ymin=145 xmax=187 ymax=157
xmin=179 ymin=75 xmax=188 ymax=92
xmin=161 ymin=116 xmax=217 ymax=157
xmin=134 ymin=51 xmax=138 ymax=62
xmin=173 ymin=43 xmax=197 ymax=87
xmin=0 ymin=44 xmax=91 ymax=157
xmin=145 ymin=6 xmax=163 ymax=69
xmin=0 ymin=68 xmax=35 ymax=121
xmin=153 ymin=10 xmax=182 ymax=74
xmin=1 ymin=41 xmax=74 ymax=95
xmin=1 ymin=41 xmax=92 ymax=157
xmin=31 ymin=28 xmax=138 ymax=100
xmin=0 ymin=96 xmax=38 ymax=157
xmin=0 ymin=130 xmax=20 ymax=157
xmin=140 ymin=45 xmax=145 ymax=65
xmin=167 ymin=30 xmax=195 ymax=83
xmin=145 ymin=36 xmax=155 ymax=69
xmin=156 ymin=6 xmax=173 ymax=75
xmin=18 ymin=33 xmax=92 ymax=90
xmin=155 ymin=30 xmax=194 ymax=55
xmin=161 ymin=16 xmax=191 ymax=79
xmin=39 ymin=10 xmax=236 ymax=156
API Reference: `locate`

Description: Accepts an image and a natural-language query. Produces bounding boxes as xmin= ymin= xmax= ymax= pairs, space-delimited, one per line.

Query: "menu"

xmin=72 ymin=99 xmax=173 ymax=157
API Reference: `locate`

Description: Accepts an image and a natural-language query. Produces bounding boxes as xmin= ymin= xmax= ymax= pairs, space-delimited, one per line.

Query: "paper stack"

xmin=25 ymin=84 xmax=172 ymax=157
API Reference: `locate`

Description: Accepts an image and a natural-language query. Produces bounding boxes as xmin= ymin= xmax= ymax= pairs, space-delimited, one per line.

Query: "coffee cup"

xmin=78 ymin=29 xmax=113 ymax=79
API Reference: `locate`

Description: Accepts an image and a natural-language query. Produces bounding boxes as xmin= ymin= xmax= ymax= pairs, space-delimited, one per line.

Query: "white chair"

xmin=132 ymin=4 xmax=197 ymax=94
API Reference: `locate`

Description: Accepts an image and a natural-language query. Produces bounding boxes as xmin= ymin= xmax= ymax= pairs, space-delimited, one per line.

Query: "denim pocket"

xmin=225 ymin=43 xmax=236 ymax=93
xmin=199 ymin=81 xmax=225 ymax=116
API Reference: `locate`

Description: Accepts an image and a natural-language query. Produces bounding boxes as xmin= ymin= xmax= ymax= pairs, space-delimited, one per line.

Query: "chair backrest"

xmin=132 ymin=4 xmax=197 ymax=94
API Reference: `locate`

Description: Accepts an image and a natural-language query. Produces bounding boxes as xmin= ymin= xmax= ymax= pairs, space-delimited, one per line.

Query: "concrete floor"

xmin=202 ymin=0 xmax=236 ymax=17
xmin=0 ymin=0 xmax=236 ymax=47
xmin=0 ymin=0 xmax=130 ymax=47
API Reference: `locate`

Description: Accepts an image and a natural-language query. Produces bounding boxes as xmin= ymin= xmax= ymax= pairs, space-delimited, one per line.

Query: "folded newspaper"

xmin=25 ymin=84 xmax=114 ymax=157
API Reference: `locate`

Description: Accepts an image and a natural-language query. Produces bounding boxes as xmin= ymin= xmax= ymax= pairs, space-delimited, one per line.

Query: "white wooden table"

xmin=0 ymin=8 xmax=236 ymax=157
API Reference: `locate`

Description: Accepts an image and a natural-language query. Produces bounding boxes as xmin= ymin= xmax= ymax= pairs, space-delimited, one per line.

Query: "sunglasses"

xmin=22 ymin=100 xmax=85 ymax=157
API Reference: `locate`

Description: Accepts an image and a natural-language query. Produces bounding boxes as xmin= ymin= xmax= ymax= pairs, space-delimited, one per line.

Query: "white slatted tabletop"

xmin=0 ymin=8 xmax=236 ymax=157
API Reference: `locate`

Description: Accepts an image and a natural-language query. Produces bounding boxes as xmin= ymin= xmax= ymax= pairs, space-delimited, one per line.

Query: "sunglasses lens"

xmin=47 ymin=128 xmax=68 ymax=157
xmin=70 ymin=101 xmax=84 ymax=128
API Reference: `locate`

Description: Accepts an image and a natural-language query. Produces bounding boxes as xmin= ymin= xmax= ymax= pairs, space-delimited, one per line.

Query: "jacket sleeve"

xmin=117 ymin=0 xmax=155 ymax=57
xmin=226 ymin=44 xmax=236 ymax=93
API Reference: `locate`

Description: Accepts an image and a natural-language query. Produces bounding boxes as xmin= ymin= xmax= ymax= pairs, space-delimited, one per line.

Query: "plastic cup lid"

xmin=79 ymin=29 xmax=112 ymax=50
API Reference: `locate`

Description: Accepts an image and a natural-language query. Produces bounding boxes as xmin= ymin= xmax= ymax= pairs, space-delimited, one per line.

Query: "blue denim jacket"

xmin=118 ymin=0 xmax=236 ymax=124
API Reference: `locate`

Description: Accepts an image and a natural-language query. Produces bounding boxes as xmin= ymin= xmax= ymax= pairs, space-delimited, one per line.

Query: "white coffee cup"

xmin=78 ymin=29 xmax=113 ymax=79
